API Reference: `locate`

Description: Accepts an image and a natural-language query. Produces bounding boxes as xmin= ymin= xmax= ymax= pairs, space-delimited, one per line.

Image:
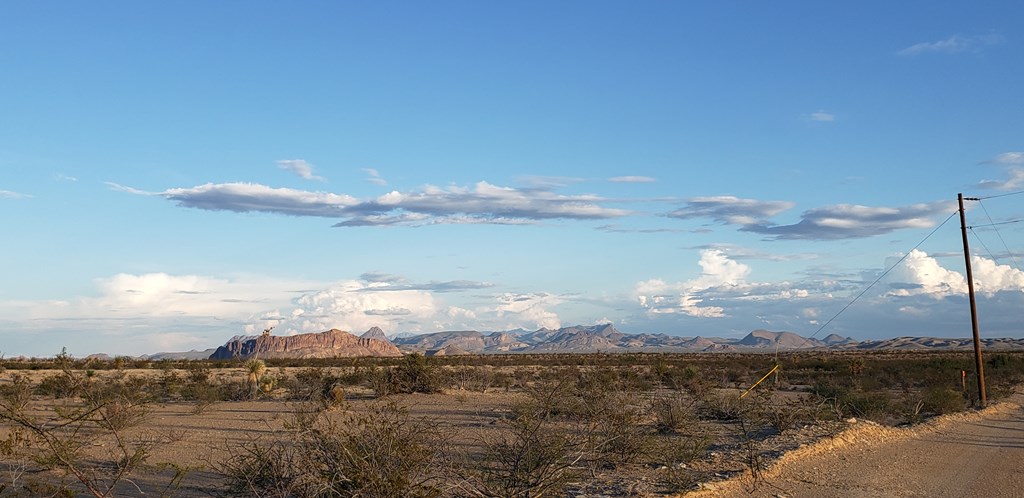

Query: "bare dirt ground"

xmin=687 ymin=391 xmax=1024 ymax=498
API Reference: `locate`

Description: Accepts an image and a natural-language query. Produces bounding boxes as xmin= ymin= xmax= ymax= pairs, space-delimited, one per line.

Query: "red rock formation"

xmin=209 ymin=329 xmax=402 ymax=359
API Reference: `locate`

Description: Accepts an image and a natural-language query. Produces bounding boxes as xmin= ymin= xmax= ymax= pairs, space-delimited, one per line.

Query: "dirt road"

xmin=689 ymin=394 xmax=1024 ymax=498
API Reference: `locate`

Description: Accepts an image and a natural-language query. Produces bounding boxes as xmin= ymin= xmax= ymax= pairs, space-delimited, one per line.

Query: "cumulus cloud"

xmin=260 ymin=280 xmax=439 ymax=335
xmin=886 ymin=250 xmax=967 ymax=297
xmin=668 ymin=196 xmax=796 ymax=226
xmin=494 ymin=293 xmax=562 ymax=330
xmin=125 ymin=180 xmax=630 ymax=227
xmin=886 ymin=250 xmax=1024 ymax=298
xmin=0 ymin=272 xmax=321 ymax=355
xmin=277 ymin=159 xmax=325 ymax=181
xmin=362 ymin=168 xmax=387 ymax=186
xmin=898 ymin=33 xmax=1005 ymax=55
xmin=636 ymin=250 xmax=826 ymax=320
xmin=742 ymin=202 xmax=947 ymax=240
xmin=637 ymin=250 xmax=753 ymax=317
xmin=608 ymin=176 xmax=657 ymax=183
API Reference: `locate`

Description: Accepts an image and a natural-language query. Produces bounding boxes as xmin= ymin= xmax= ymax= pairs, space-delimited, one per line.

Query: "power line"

xmin=968 ymin=219 xmax=1024 ymax=228
xmin=969 ymin=228 xmax=1001 ymax=266
xmin=978 ymin=189 xmax=1024 ymax=200
xmin=800 ymin=210 xmax=960 ymax=346
xmin=975 ymin=199 xmax=1021 ymax=270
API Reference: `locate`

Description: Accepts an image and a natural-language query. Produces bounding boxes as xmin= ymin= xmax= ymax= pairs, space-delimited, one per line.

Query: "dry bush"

xmin=0 ymin=374 xmax=33 ymax=414
xmin=218 ymin=400 xmax=447 ymax=498
xmin=583 ymin=391 xmax=652 ymax=471
xmin=466 ymin=406 xmax=584 ymax=498
xmin=0 ymin=355 xmax=169 ymax=498
xmin=652 ymin=435 xmax=709 ymax=492
xmin=651 ymin=396 xmax=696 ymax=434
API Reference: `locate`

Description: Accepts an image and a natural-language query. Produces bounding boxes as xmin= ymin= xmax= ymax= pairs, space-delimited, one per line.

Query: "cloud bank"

xmin=126 ymin=181 xmax=630 ymax=227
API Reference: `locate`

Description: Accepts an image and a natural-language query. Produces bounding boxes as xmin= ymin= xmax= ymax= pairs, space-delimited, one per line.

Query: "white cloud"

xmin=250 ymin=280 xmax=438 ymax=335
xmin=886 ymin=250 xmax=967 ymax=297
xmin=518 ymin=176 xmax=585 ymax=188
xmin=979 ymin=152 xmax=1024 ymax=191
xmin=635 ymin=250 xmax=821 ymax=319
xmin=277 ymin=159 xmax=325 ymax=182
xmin=978 ymin=168 xmax=1024 ymax=191
xmin=163 ymin=182 xmax=359 ymax=216
xmin=362 ymin=168 xmax=387 ymax=186
xmin=668 ymin=196 xmax=795 ymax=226
xmin=898 ymin=33 xmax=1005 ymax=56
xmin=982 ymin=152 xmax=1024 ymax=165
xmin=55 ymin=173 xmax=78 ymax=182
xmin=809 ymin=110 xmax=835 ymax=122
xmin=886 ymin=250 xmax=1024 ymax=298
xmin=130 ymin=180 xmax=631 ymax=227
xmin=970 ymin=257 xmax=1024 ymax=295
xmin=445 ymin=306 xmax=477 ymax=320
xmin=608 ymin=176 xmax=657 ymax=183
xmin=494 ymin=293 xmax=562 ymax=330
xmin=105 ymin=182 xmax=155 ymax=195
xmin=742 ymin=202 xmax=946 ymax=240
xmin=637 ymin=250 xmax=752 ymax=317
xmin=0 ymin=189 xmax=32 ymax=199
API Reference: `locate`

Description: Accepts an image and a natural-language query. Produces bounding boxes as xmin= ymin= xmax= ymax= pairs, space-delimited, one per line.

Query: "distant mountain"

xmin=209 ymin=329 xmax=401 ymax=359
xmin=63 ymin=326 xmax=1024 ymax=360
xmin=146 ymin=349 xmax=218 ymax=361
xmin=853 ymin=336 xmax=1024 ymax=351
xmin=394 ymin=330 xmax=487 ymax=351
xmin=426 ymin=345 xmax=471 ymax=356
xmin=822 ymin=334 xmax=855 ymax=346
xmin=360 ymin=326 xmax=391 ymax=343
xmin=736 ymin=330 xmax=821 ymax=349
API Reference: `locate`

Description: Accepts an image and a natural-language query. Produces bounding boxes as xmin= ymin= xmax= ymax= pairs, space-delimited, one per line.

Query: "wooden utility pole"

xmin=958 ymin=193 xmax=987 ymax=407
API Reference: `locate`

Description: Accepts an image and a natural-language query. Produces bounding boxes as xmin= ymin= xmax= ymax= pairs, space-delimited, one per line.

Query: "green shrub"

xmin=921 ymin=387 xmax=966 ymax=415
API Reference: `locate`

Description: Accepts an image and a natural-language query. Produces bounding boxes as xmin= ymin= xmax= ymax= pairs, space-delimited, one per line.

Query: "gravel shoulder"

xmin=686 ymin=392 xmax=1024 ymax=498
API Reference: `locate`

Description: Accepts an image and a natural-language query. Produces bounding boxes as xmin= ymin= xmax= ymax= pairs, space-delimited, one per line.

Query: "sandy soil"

xmin=687 ymin=392 xmax=1024 ymax=498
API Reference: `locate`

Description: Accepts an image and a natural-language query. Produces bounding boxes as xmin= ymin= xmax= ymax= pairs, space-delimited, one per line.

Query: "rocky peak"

xmin=209 ymin=328 xmax=402 ymax=359
xmin=361 ymin=326 xmax=390 ymax=342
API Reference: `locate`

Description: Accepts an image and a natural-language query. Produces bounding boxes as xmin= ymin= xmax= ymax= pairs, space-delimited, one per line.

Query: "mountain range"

xmin=110 ymin=324 xmax=1024 ymax=360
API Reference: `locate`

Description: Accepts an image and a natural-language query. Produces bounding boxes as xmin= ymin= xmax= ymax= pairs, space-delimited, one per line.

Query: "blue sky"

xmin=2 ymin=1 xmax=1023 ymax=356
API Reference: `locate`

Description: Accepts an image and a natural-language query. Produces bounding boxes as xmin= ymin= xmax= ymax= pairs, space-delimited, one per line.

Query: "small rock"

xmin=846 ymin=417 xmax=858 ymax=424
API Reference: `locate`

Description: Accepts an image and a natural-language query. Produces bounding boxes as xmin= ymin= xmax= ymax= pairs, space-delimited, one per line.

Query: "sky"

xmin=2 ymin=1 xmax=1023 ymax=357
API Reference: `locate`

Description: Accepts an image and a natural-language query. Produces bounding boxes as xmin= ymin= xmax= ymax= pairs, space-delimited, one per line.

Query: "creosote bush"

xmin=218 ymin=400 xmax=446 ymax=498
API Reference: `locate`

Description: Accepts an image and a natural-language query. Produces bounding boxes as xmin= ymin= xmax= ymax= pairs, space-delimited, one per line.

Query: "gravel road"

xmin=689 ymin=393 xmax=1024 ymax=498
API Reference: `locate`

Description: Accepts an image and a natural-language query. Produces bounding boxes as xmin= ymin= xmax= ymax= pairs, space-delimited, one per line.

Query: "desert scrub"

xmin=0 ymin=360 xmax=168 ymax=498
xmin=651 ymin=395 xmax=696 ymax=434
xmin=370 ymin=353 xmax=442 ymax=397
xmin=467 ymin=402 xmax=585 ymax=498
xmin=218 ymin=399 xmax=447 ymax=498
